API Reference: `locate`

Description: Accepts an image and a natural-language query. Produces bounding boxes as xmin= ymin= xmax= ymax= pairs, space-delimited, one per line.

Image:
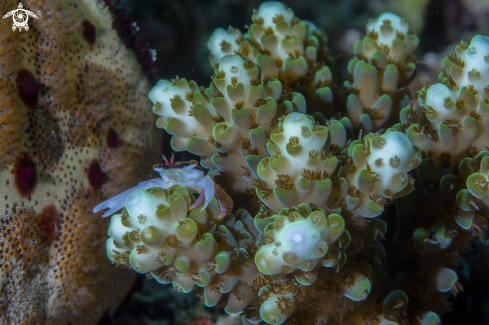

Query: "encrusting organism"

xmin=94 ymin=2 xmax=489 ymax=324
xmin=0 ymin=0 xmax=159 ymax=324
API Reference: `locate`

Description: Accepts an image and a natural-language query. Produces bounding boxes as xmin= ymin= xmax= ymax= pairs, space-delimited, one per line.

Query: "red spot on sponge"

xmin=16 ymin=69 xmax=43 ymax=109
xmin=82 ymin=19 xmax=96 ymax=45
xmin=39 ymin=205 xmax=61 ymax=244
xmin=14 ymin=153 xmax=37 ymax=198
xmin=106 ymin=127 xmax=120 ymax=147
xmin=88 ymin=159 xmax=106 ymax=191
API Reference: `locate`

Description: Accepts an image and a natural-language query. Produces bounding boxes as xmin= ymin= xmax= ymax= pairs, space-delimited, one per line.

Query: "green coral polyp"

xmin=414 ymin=222 xmax=453 ymax=253
xmin=440 ymin=151 xmax=489 ymax=230
xmin=260 ymin=292 xmax=295 ymax=325
xmin=435 ymin=268 xmax=458 ymax=293
xmin=344 ymin=12 xmax=418 ymax=132
xmin=176 ymin=218 xmax=198 ymax=244
xmin=340 ymin=272 xmax=372 ymax=302
xmin=215 ymin=251 xmax=231 ymax=274
xmin=140 ymin=226 xmax=162 ymax=246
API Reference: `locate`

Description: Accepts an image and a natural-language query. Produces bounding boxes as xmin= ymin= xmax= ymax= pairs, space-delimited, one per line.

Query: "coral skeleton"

xmin=97 ymin=2 xmax=489 ymax=324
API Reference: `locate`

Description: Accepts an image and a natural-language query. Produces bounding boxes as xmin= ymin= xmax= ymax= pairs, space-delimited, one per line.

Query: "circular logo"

xmin=13 ymin=10 xmax=28 ymax=27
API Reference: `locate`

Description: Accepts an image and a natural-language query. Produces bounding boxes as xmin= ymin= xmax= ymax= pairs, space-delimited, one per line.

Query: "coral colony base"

xmin=93 ymin=1 xmax=489 ymax=324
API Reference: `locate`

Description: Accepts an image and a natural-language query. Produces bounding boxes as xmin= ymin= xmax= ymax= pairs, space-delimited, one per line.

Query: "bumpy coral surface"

xmin=0 ymin=0 xmax=160 ymax=323
xmin=399 ymin=34 xmax=489 ymax=233
xmin=149 ymin=54 xmax=307 ymax=210
xmin=254 ymin=207 xmax=347 ymax=277
xmin=207 ymin=1 xmax=336 ymax=117
xmin=404 ymin=35 xmax=489 ymax=168
xmin=256 ymin=111 xmax=421 ymax=223
xmin=256 ymin=112 xmax=347 ymax=212
xmin=96 ymin=2 xmax=489 ymax=324
xmin=107 ymin=186 xmax=388 ymax=324
xmin=344 ymin=12 xmax=418 ymax=132
xmin=107 ymin=185 xmax=263 ymax=315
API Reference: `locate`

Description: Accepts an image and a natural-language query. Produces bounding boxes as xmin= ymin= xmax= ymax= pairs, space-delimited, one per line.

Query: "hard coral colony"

xmin=96 ymin=1 xmax=489 ymax=324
